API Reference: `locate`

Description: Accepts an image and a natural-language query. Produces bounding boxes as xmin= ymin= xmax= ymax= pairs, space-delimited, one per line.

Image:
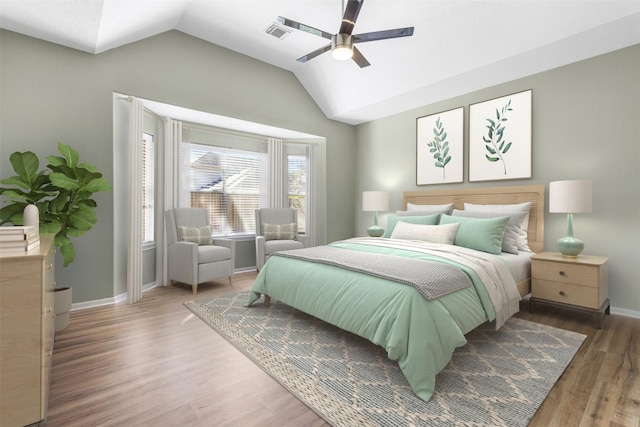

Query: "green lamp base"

xmin=367 ymin=225 xmax=384 ymax=238
xmin=556 ymin=236 xmax=584 ymax=257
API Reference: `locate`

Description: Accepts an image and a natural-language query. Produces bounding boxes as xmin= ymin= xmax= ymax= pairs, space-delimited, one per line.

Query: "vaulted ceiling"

xmin=2 ymin=1 xmax=639 ymax=125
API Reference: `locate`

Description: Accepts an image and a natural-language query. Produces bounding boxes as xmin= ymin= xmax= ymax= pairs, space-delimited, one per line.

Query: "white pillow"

xmin=390 ymin=221 xmax=460 ymax=245
xmin=405 ymin=202 xmax=454 ymax=214
xmin=464 ymin=202 xmax=532 ymax=251
xmin=451 ymin=209 xmax=526 ymax=254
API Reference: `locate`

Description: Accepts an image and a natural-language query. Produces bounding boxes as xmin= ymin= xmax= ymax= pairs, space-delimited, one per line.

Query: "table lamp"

xmin=549 ymin=180 xmax=592 ymax=257
xmin=362 ymin=191 xmax=389 ymax=237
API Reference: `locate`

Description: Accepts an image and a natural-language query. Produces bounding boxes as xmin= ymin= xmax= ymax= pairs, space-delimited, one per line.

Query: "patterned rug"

xmin=185 ymin=291 xmax=586 ymax=427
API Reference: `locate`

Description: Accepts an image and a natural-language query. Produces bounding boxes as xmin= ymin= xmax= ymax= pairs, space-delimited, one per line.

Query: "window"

xmin=142 ymin=132 xmax=155 ymax=244
xmin=288 ymin=154 xmax=307 ymax=234
xmin=188 ymin=143 xmax=266 ymax=236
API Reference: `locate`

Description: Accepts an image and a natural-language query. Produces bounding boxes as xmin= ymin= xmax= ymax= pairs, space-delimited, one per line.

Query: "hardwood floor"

xmin=47 ymin=271 xmax=639 ymax=427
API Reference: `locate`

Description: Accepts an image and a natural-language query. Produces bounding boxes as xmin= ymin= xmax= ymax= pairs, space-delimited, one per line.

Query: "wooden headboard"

xmin=402 ymin=185 xmax=545 ymax=253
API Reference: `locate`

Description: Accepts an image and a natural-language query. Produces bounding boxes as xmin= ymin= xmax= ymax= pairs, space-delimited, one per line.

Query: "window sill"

xmin=143 ymin=242 xmax=156 ymax=251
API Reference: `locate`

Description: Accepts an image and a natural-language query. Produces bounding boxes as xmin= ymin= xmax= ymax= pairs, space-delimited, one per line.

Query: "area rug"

xmin=185 ymin=291 xmax=586 ymax=427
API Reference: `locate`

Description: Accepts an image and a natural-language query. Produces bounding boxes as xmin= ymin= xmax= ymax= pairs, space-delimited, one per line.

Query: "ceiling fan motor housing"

xmin=332 ymin=34 xmax=354 ymax=60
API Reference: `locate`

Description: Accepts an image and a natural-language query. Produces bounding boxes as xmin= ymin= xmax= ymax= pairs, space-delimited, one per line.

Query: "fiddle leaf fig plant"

xmin=0 ymin=142 xmax=111 ymax=266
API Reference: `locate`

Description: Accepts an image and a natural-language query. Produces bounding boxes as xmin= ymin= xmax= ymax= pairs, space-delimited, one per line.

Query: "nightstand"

xmin=530 ymin=252 xmax=610 ymax=328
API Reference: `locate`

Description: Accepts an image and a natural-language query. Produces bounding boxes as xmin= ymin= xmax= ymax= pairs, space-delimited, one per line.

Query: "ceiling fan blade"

xmin=351 ymin=46 xmax=370 ymax=68
xmin=353 ymin=27 xmax=414 ymax=43
xmin=339 ymin=0 xmax=364 ymax=35
xmin=277 ymin=16 xmax=333 ymax=40
xmin=296 ymin=44 xmax=332 ymax=63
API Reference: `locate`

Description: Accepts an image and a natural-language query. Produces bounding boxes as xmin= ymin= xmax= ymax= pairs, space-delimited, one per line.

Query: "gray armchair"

xmin=165 ymin=208 xmax=235 ymax=294
xmin=255 ymin=208 xmax=307 ymax=271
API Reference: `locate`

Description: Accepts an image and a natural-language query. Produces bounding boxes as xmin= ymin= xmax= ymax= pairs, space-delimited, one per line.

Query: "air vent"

xmin=265 ymin=22 xmax=292 ymax=40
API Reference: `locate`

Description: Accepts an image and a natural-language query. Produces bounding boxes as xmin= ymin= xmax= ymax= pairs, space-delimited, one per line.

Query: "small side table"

xmin=530 ymin=252 xmax=609 ymax=328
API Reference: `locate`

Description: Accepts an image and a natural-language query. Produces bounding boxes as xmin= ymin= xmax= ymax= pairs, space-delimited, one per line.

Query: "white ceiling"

xmin=2 ymin=1 xmax=640 ymax=126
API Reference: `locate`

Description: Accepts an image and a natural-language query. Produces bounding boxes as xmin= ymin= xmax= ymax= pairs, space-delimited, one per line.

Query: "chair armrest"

xmin=213 ymin=238 xmax=236 ymax=263
xmin=255 ymin=235 xmax=266 ymax=271
xmin=296 ymin=234 xmax=309 ymax=248
xmin=167 ymin=241 xmax=198 ymax=284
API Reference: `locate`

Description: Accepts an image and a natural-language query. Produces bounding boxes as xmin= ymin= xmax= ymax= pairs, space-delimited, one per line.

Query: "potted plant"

xmin=0 ymin=142 xmax=111 ymax=266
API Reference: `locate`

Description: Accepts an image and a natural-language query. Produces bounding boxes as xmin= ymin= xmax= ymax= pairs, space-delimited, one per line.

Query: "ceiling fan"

xmin=277 ymin=0 xmax=414 ymax=68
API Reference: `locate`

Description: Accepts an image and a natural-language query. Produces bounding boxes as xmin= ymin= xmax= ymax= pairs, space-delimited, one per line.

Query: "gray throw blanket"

xmin=273 ymin=246 xmax=471 ymax=300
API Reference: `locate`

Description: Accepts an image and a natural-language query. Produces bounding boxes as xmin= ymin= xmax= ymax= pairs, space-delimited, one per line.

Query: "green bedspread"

xmin=246 ymin=238 xmax=518 ymax=402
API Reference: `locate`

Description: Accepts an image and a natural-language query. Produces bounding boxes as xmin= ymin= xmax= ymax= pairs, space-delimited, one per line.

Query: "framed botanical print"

xmin=416 ymin=107 xmax=464 ymax=185
xmin=468 ymin=89 xmax=532 ymax=182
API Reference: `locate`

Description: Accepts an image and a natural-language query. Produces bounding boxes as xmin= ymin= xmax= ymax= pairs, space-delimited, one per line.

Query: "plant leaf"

xmin=0 ymin=204 xmax=26 ymax=224
xmin=41 ymin=221 xmax=62 ymax=234
xmin=56 ymin=234 xmax=75 ymax=267
xmin=78 ymin=162 xmax=98 ymax=173
xmin=49 ymin=172 xmax=80 ymax=190
xmin=9 ymin=151 xmax=39 ymax=188
xmin=57 ymin=142 xmax=79 ymax=168
xmin=46 ymin=155 xmax=66 ymax=167
xmin=68 ymin=204 xmax=97 ymax=231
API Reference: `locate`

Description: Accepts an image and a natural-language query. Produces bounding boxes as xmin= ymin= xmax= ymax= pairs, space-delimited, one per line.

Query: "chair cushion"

xmin=198 ymin=245 xmax=231 ymax=264
xmin=265 ymin=239 xmax=304 ymax=255
xmin=178 ymin=225 xmax=212 ymax=245
xmin=262 ymin=223 xmax=297 ymax=241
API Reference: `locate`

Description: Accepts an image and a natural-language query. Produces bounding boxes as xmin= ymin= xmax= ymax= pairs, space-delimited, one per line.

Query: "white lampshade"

xmin=362 ymin=191 xmax=389 ymax=212
xmin=549 ymin=180 xmax=592 ymax=213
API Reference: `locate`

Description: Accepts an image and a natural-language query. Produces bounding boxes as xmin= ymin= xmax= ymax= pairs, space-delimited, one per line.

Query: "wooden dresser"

xmin=1 ymin=234 xmax=56 ymax=427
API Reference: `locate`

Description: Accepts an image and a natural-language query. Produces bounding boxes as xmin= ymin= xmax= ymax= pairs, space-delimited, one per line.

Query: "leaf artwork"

xmin=426 ymin=117 xmax=451 ymax=179
xmin=483 ymin=99 xmax=514 ymax=175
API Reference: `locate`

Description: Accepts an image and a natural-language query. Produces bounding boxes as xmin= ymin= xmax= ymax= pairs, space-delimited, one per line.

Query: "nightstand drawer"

xmin=531 ymin=279 xmax=601 ymax=309
xmin=531 ymin=260 xmax=599 ymax=287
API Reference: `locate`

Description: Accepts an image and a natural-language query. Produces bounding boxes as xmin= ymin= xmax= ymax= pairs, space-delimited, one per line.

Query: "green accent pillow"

xmin=262 ymin=223 xmax=297 ymax=241
xmin=439 ymin=214 xmax=510 ymax=254
xmin=451 ymin=209 xmax=527 ymax=254
xmin=177 ymin=225 xmax=212 ymax=245
xmin=383 ymin=214 xmax=440 ymax=238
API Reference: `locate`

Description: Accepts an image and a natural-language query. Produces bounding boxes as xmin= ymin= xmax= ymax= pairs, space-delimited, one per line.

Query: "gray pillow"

xmin=402 ymin=202 xmax=454 ymax=215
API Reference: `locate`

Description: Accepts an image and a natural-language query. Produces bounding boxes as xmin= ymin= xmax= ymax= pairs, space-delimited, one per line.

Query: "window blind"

xmin=142 ymin=132 xmax=155 ymax=243
xmin=188 ymin=143 xmax=266 ymax=236
xmin=288 ymin=154 xmax=307 ymax=233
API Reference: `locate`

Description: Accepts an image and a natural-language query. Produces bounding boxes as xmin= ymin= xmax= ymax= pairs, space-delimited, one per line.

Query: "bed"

xmin=246 ymin=185 xmax=545 ymax=402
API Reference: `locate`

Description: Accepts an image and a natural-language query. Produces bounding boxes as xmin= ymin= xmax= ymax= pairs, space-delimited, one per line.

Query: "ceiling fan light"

xmin=331 ymin=34 xmax=353 ymax=60
xmin=332 ymin=46 xmax=353 ymax=60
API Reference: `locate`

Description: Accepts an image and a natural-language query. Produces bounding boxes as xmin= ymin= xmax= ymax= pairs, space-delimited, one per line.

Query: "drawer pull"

xmin=558 ymin=271 xmax=565 ymax=276
xmin=559 ymin=291 xmax=566 ymax=296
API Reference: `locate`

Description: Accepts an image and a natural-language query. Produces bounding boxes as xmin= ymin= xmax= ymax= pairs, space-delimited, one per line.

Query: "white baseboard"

xmin=610 ymin=306 xmax=640 ymax=319
xmin=70 ymin=280 xmax=158 ymax=311
xmin=69 ymin=269 xmax=257 ymax=311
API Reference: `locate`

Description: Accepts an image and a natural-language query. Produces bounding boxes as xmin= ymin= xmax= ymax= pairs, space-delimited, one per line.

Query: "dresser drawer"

xmin=532 ymin=260 xmax=599 ymax=288
xmin=531 ymin=279 xmax=602 ymax=309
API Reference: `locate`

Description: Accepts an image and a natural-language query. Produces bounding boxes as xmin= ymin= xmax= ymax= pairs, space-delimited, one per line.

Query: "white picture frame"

xmin=468 ymin=90 xmax=532 ymax=182
xmin=416 ymin=107 xmax=464 ymax=185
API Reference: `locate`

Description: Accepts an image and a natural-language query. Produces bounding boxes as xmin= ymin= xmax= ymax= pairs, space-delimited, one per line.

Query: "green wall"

xmin=0 ymin=29 xmax=357 ymax=303
xmin=356 ymin=44 xmax=640 ymax=314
